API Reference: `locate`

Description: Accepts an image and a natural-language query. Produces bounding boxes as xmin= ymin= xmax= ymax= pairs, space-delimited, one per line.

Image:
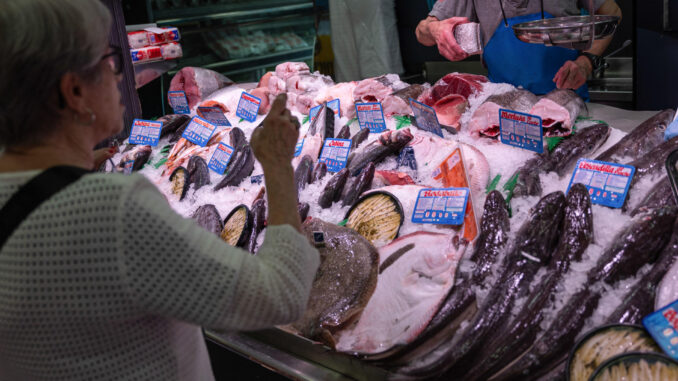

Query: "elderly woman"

xmin=0 ymin=1 xmax=318 ymax=380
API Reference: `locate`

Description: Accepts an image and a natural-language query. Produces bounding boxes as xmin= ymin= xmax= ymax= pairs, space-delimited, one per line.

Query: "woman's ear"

xmin=59 ymin=72 xmax=87 ymax=114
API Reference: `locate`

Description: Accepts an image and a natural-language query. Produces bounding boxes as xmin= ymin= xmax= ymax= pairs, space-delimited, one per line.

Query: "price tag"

xmin=207 ymin=142 xmax=234 ymax=175
xmin=318 ymin=138 xmax=352 ymax=172
xmin=566 ymin=159 xmax=635 ymax=208
xmin=235 ymin=92 xmax=261 ymax=122
xmin=182 ymin=116 xmax=217 ymax=147
xmin=129 ymin=119 xmax=163 ymax=146
xmin=397 ymin=146 xmax=418 ymax=171
xmin=409 ymin=98 xmax=443 ymax=137
xmin=197 ymin=106 xmax=231 ymax=126
xmin=294 ymin=139 xmax=304 ymax=157
xmin=499 ymin=109 xmax=544 ymax=153
xmin=643 ymin=299 xmax=678 ymax=360
xmin=168 ymin=91 xmax=190 ymax=114
xmin=355 ymin=102 xmax=387 ymax=133
xmin=123 ymin=160 xmax=134 ymax=175
xmin=412 ymin=188 xmax=469 ymax=225
xmin=310 ymin=99 xmax=341 ymax=120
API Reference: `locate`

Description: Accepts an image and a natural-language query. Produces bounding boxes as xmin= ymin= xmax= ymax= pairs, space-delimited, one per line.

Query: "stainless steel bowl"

xmin=513 ymin=15 xmax=620 ymax=50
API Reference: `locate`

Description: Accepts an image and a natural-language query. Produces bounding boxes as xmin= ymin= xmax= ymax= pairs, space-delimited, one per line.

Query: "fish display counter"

xmin=111 ymin=62 xmax=678 ymax=380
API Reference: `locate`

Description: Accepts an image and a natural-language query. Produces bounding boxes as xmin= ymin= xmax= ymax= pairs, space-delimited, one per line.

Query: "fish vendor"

xmin=416 ymin=0 xmax=622 ymax=99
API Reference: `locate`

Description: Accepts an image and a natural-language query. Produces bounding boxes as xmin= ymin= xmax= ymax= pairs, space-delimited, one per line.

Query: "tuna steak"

xmin=491 ymin=206 xmax=678 ymax=381
xmin=529 ymin=89 xmax=587 ymax=137
xmin=465 ymin=184 xmax=593 ymax=381
xmin=596 ymin=109 xmax=675 ymax=163
xmin=336 ymin=232 xmax=464 ymax=355
xmin=294 ymin=219 xmax=379 ymax=348
xmin=346 ymin=128 xmax=413 ymax=176
xmin=468 ymin=89 xmax=538 ymax=138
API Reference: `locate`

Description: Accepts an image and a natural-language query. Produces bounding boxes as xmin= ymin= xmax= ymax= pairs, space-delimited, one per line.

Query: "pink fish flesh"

xmin=169 ymin=67 xmax=233 ymax=110
xmin=529 ymin=89 xmax=587 ymax=137
xmin=468 ymin=89 xmax=538 ymax=138
xmin=335 ymin=232 xmax=463 ymax=355
xmin=418 ymin=73 xmax=487 ymax=106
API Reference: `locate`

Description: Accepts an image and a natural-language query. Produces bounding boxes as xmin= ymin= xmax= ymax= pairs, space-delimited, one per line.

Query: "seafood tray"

xmin=513 ymin=15 xmax=619 ymax=50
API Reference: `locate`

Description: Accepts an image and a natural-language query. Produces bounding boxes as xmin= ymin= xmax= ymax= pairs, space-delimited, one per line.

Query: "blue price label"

xmin=250 ymin=174 xmax=264 ymax=184
xmin=235 ymin=92 xmax=261 ymax=122
xmin=355 ymin=102 xmax=387 ymax=133
xmin=409 ymin=98 xmax=443 ymax=137
xmin=123 ymin=160 xmax=134 ymax=175
xmin=182 ymin=116 xmax=217 ymax=147
xmin=566 ymin=159 xmax=635 ymax=209
xmin=129 ymin=119 xmax=163 ymax=146
xmin=207 ymin=142 xmax=235 ymax=175
xmin=294 ymin=139 xmax=304 ymax=157
xmin=197 ymin=106 xmax=231 ymax=127
xmin=319 ymin=138 xmax=352 ymax=172
xmin=643 ymin=298 xmax=678 ymax=360
xmin=499 ymin=109 xmax=544 ymax=153
xmin=411 ymin=188 xmax=469 ymax=225
xmin=310 ymin=99 xmax=341 ymax=120
xmin=168 ymin=91 xmax=190 ymax=114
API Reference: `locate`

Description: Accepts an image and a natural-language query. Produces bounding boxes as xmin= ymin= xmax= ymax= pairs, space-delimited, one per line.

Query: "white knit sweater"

xmin=0 ymin=170 xmax=319 ymax=381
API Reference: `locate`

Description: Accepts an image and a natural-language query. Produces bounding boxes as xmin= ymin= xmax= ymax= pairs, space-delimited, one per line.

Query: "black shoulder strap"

xmin=0 ymin=166 xmax=90 ymax=251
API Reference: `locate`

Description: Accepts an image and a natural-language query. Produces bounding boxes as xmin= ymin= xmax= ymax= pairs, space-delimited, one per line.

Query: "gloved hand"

xmin=430 ymin=17 xmax=470 ymax=62
xmin=665 ymin=117 xmax=678 ymax=141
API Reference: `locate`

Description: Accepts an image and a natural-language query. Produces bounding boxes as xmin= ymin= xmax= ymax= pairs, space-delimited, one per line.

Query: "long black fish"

xmin=628 ymin=136 xmax=678 ymax=186
xmin=294 ymin=155 xmax=314 ymax=193
xmin=629 ymin=176 xmax=676 ymax=216
xmin=341 ymin=163 xmax=375 ymax=207
xmin=374 ymin=191 xmax=510 ymax=365
xmin=312 ymin=162 xmax=327 ymax=183
xmin=546 ymin=123 xmax=611 ymax=176
xmin=401 ymin=192 xmax=566 ymax=379
xmin=186 ymin=156 xmax=210 ymax=191
xmin=510 ymin=155 xmax=547 ymax=197
xmin=596 ymin=109 xmax=675 ymax=163
xmin=336 ymin=124 xmax=351 ymax=139
xmin=247 ymin=199 xmax=266 ymax=254
xmin=347 ymin=128 xmax=413 ymax=176
xmin=318 ymin=169 xmax=349 ymax=208
xmin=350 ymin=128 xmax=370 ymax=151
xmin=158 ymin=114 xmax=191 ymax=140
xmin=213 ymin=128 xmax=255 ymax=190
xmin=466 ymin=184 xmax=593 ymax=381
xmin=491 ymin=206 xmax=678 ymax=381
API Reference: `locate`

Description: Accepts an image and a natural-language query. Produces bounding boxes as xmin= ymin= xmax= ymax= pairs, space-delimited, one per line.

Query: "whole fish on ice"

xmin=468 ymin=89 xmax=538 ymax=138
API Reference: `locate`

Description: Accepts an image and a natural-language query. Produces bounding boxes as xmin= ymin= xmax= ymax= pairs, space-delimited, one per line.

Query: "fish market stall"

xmin=113 ymin=62 xmax=678 ymax=380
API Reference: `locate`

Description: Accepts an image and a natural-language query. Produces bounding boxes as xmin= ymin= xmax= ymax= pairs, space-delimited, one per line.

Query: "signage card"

xmin=412 ymin=187 xmax=469 ymax=225
xmin=499 ymin=109 xmax=544 ymax=153
xmin=355 ymin=102 xmax=387 ymax=133
xmin=643 ymin=298 xmax=678 ymax=360
xmin=182 ymin=116 xmax=217 ymax=147
xmin=197 ymin=106 xmax=231 ymax=126
xmin=207 ymin=142 xmax=234 ymax=175
xmin=409 ymin=98 xmax=443 ymax=137
xmin=318 ymin=138 xmax=352 ymax=172
xmin=294 ymin=139 xmax=304 ymax=157
xmin=168 ymin=91 xmax=190 ymax=114
xmin=566 ymin=159 xmax=635 ymax=208
xmin=129 ymin=119 xmax=163 ymax=146
xmin=235 ymin=92 xmax=261 ymax=122
xmin=310 ymin=99 xmax=341 ymax=119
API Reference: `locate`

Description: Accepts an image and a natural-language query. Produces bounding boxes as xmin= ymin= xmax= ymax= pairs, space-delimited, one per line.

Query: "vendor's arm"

xmin=416 ymin=1 xmax=475 ymax=61
xmin=554 ymin=0 xmax=622 ymax=90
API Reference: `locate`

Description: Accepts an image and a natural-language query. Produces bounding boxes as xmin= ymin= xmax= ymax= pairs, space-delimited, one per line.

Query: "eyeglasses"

xmin=101 ymin=45 xmax=123 ymax=75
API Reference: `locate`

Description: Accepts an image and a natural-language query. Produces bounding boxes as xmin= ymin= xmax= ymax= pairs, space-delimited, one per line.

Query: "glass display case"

xmin=145 ymin=0 xmax=316 ymax=83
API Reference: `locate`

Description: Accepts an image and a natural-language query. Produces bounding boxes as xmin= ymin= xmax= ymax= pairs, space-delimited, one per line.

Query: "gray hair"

xmin=0 ymin=0 xmax=112 ymax=149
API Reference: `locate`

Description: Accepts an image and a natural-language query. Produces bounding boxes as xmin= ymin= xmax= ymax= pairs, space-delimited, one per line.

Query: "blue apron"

xmin=483 ymin=12 xmax=589 ymax=99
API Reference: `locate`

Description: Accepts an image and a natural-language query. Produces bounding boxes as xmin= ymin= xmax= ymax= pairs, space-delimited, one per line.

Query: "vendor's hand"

xmin=251 ymin=93 xmax=300 ymax=170
xmin=431 ymin=17 xmax=470 ymax=62
xmin=93 ymin=146 xmax=117 ymax=169
xmin=553 ymin=57 xmax=591 ymax=90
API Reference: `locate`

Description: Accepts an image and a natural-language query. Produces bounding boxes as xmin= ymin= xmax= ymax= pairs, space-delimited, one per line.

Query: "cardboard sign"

xmin=197 ymin=106 xmax=231 ymax=126
xmin=182 ymin=116 xmax=217 ymax=147
xmin=409 ymin=98 xmax=443 ymax=138
xmin=318 ymin=138 xmax=352 ymax=172
xmin=355 ymin=102 xmax=387 ymax=133
xmin=310 ymin=99 xmax=341 ymax=119
xmin=643 ymin=298 xmax=678 ymax=360
xmin=432 ymin=147 xmax=479 ymax=241
xmin=129 ymin=119 xmax=162 ymax=146
xmin=168 ymin=91 xmax=190 ymax=114
xmin=123 ymin=160 xmax=134 ymax=175
xmin=567 ymin=159 xmax=635 ymax=209
xmin=294 ymin=139 xmax=304 ymax=157
xmin=235 ymin=92 xmax=261 ymax=122
xmin=207 ymin=142 xmax=234 ymax=175
xmin=412 ymin=188 xmax=469 ymax=225
xmin=499 ymin=109 xmax=544 ymax=153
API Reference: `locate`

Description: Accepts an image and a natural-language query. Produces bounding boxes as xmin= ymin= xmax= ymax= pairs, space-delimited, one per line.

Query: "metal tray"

xmin=513 ymin=15 xmax=619 ymax=50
